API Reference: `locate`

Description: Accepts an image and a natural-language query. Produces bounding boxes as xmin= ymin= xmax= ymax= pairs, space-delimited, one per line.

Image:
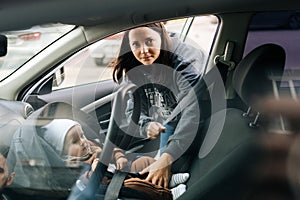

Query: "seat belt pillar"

xmin=214 ymin=41 xmax=236 ymax=98
xmin=214 ymin=41 xmax=235 ymax=70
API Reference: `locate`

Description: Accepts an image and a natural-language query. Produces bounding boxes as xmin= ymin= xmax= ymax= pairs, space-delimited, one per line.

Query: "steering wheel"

xmin=83 ymin=82 xmax=158 ymax=159
xmin=68 ymin=82 xmax=143 ymax=200
xmin=99 ymin=82 xmax=142 ymax=164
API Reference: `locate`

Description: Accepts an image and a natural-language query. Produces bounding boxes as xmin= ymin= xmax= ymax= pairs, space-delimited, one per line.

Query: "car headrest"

xmin=0 ymin=100 xmax=34 ymax=118
xmin=232 ymin=43 xmax=285 ymax=106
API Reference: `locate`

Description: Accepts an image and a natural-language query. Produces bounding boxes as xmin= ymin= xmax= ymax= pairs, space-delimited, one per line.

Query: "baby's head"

xmin=42 ymin=119 xmax=92 ymax=161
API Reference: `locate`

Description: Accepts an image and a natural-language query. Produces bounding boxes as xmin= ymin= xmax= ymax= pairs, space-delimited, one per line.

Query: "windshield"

xmin=0 ymin=23 xmax=75 ymax=81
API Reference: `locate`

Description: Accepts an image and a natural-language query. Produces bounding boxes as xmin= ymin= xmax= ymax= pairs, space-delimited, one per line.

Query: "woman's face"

xmin=128 ymin=27 xmax=162 ymax=65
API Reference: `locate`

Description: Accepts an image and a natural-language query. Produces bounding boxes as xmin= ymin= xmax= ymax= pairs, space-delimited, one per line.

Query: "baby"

xmin=44 ymin=119 xmax=188 ymax=199
xmin=42 ymin=119 xmax=127 ymax=169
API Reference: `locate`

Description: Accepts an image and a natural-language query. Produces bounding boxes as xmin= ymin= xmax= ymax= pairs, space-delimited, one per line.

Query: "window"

xmin=53 ymin=15 xmax=219 ymax=90
xmin=0 ymin=24 xmax=75 ymax=81
xmin=245 ymin=10 xmax=300 ymax=131
xmin=245 ymin=10 xmax=300 ymax=98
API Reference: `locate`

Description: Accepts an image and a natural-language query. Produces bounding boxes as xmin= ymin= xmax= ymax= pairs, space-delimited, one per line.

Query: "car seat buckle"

xmin=249 ymin=112 xmax=260 ymax=128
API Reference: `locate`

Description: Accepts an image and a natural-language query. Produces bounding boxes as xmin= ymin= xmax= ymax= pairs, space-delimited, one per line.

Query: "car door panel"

xmin=24 ymin=78 xmax=116 ymax=133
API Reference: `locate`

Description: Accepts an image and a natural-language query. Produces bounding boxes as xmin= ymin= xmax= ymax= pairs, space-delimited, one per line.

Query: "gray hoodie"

xmin=125 ymin=36 xmax=206 ymax=160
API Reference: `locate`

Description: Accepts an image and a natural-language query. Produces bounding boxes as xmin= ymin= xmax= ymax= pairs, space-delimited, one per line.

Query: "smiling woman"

xmin=106 ymin=23 xmax=205 ymax=196
xmin=128 ymin=26 xmax=162 ymax=65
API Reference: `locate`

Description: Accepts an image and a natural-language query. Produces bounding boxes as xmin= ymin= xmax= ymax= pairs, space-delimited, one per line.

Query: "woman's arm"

xmin=113 ymin=148 xmax=128 ymax=170
xmin=139 ymin=152 xmax=173 ymax=188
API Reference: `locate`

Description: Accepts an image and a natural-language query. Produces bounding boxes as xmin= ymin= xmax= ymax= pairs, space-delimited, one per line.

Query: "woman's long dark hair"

xmin=110 ymin=22 xmax=173 ymax=83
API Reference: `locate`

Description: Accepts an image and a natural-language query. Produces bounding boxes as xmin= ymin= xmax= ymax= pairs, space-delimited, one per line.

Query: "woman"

xmin=111 ymin=22 xmax=205 ymax=188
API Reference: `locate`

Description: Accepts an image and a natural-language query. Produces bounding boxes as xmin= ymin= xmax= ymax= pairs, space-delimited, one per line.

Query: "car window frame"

xmin=51 ymin=15 xmax=219 ymax=91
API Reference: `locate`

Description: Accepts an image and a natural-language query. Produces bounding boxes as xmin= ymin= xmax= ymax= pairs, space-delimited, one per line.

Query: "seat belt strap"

xmin=214 ymin=41 xmax=236 ymax=98
xmin=163 ymin=74 xmax=208 ymax=125
xmin=104 ymin=171 xmax=128 ymax=200
xmin=214 ymin=41 xmax=235 ymax=83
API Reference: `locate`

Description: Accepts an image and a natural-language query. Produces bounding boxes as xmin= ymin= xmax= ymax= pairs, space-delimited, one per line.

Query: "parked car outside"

xmin=89 ymin=35 xmax=122 ymax=66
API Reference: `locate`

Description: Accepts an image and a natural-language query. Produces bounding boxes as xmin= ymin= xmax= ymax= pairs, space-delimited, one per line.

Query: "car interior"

xmin=1 ymin=0 xmax=300 ymax=199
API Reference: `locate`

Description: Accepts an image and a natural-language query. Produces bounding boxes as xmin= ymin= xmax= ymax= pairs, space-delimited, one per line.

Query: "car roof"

xmin=1 ymin=0 xmax=300 ymax=32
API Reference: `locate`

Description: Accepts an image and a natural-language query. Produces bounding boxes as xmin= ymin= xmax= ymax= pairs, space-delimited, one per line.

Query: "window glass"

xmin=54 ymin=15 xmax=219 ymax=90
xmin=8 ymin=15 xmax=220 ymax=196
xmin=0 ymin=24 xmax=75 ymax=81
xmin=245 ymin=11 xmax=300 ymax=97
xmin=185 ymin=15 xmax=219 ymax=52
xmin=245 ymin=11 xmax=300 ymax=131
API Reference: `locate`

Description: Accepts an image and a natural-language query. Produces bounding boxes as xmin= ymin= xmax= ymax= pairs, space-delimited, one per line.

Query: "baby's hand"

xmin=84 ymin=142 xmax=102 ymax=164
xmin=116 ymin=157 xmax=128 ymax=170
xmin=79 ymin=158 xmax=99 ymax=185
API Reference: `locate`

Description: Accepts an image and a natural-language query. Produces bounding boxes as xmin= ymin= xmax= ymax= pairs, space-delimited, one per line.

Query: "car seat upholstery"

xmin=0 ymin=99 xmax=34 ymax=147
xmin=0 ymin=99 xmax=34 ymax=118
xmin=6 ymin=101 xmax=103 ymax=199
xmin=178 ymin=43 xmax=286 ymax=200
xmin=232 ymin=43 xmax=285 ymax=107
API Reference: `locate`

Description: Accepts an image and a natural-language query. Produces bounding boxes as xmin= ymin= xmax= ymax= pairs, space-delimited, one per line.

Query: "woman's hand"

xmin=116 ymin=157 xmax=128 ymax=170
xmin=147 ymin=122 xmax=166 ymax=139
xmin=139 ymin=153 xmax=173 ymax=188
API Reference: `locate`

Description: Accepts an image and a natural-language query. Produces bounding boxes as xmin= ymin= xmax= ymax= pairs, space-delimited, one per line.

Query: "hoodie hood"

xmin=42 ymin=119 xmax=79 ymax=156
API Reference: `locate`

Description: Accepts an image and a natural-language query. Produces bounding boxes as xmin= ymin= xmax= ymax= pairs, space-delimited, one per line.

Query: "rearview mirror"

xmin=0 ymin=35 xmax=7 ymax=57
